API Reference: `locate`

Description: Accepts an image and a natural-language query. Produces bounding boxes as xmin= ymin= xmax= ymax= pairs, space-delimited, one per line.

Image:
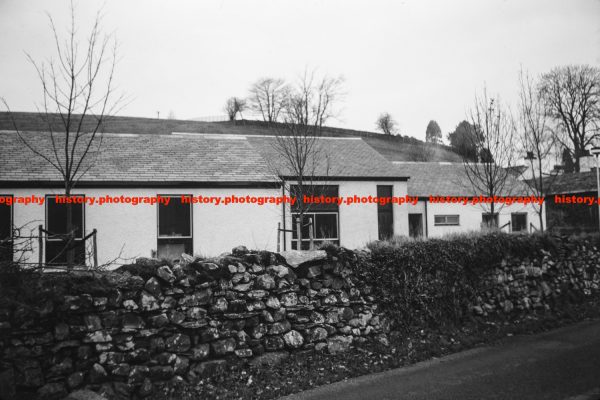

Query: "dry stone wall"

xmin=0 ymin=246 xmax=386 ymax=400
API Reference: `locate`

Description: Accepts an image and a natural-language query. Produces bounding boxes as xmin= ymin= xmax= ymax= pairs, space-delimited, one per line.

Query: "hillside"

xmin=0 ymin=111 xmax=461 ymax=162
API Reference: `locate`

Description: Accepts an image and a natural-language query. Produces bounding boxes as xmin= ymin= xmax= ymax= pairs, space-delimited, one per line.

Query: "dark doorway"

xmin=409 ymin=213 xmax=423 ymax=238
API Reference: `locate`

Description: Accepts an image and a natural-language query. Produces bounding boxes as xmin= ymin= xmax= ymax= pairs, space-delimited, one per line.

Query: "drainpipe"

xmin=281 ymin=182 xmax=287 ymax=251
xmin=423 ymin=198 xmax=429 ymax=238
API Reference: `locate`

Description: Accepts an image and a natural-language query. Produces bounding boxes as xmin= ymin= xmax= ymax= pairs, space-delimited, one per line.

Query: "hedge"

xmin=352 ymin=232 xmax=565 ymax=330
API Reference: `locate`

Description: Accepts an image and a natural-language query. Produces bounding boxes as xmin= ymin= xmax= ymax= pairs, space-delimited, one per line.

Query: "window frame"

xmin=377 ymin=185 xmax=394 ymax=240
xmin=45 ymin=194 xmax=86 ymax=241
xmin=481 ymin=212 xmax=499 ymax=228
xmin=44 ymin=194 xmax=87 ymax=265
xmin=156 ymin=194 xmax=193 ymax=239
xmin=510 ymin=212 xmax=528 ymax=233
xmin=156 ymin=194 xmax=194 ymax=259
xmin=434 ymin=214 xmax=460 ymax=226
xmin=0 ymin=194 xmax=14 ymax=263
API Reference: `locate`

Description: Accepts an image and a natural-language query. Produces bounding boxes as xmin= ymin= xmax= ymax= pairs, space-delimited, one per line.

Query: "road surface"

xmin=281 ymin=319 xmax=600 ymax=400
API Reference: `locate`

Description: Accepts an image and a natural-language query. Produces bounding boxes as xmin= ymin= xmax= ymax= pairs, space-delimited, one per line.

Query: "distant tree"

xmin=447 ymin=120 xmax=478 ymax=161
xmin=425 ymin=120 xmax=442 ymax=144
xmin=248 ymin=78 xmax=289 ymax=123
xmin=539 ymin=65 xmax=600 ymax=172
xmin=562 ymin=148 xmax=575 ymax=173
xmin=224 ymin=97 xmax=247 ymax=121
xmin=375 ymin=112 xmax=398 ymax=135
xmin=167 ymin=110 xmax=176 ymax=120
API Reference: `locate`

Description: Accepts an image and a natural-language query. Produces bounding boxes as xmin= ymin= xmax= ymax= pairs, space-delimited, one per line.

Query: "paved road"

xmin=281 ymin=319 xmax=600 ymax=400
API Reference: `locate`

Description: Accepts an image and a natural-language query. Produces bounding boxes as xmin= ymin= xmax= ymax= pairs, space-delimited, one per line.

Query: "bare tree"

xmin=1 ymin=3 xmax=122 ymax=268
xmin=270 ymin=70 xmax=344 ymax=249
xmin=462 ymin=89 xmax=516 ymax=228
xmin=167 ymin=110 xmax=176 ymax=120
xmin=224 ymin=97 xmax=247 ymax=121
xmin=248 ymin=77 xmax=289 ymax=123
xmin=375 ymin=112 xmax=398 ymax=135
xmin=539 ymin=65 xmax=600 ymax=172
xmin=517 ymin=70 xmax=556 ymax=232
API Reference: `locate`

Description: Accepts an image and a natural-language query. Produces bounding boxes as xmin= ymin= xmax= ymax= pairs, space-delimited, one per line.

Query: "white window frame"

xmin=434 ymin=214 xmax=460 ymax=226
xmin=291 ymin=211 xmax=339 ymax=245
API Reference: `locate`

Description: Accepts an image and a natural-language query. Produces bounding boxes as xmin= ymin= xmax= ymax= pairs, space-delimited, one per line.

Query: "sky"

xmin=0 ymin=0 xmax=599 ymax=142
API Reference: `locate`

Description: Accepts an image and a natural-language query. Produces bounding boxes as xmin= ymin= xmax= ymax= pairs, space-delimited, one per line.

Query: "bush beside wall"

xmin=357 ymin=232 xmax=600 ymax=330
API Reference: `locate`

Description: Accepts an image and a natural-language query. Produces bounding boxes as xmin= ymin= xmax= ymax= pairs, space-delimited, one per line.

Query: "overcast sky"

xmin=1 ymin=0 xmax=599 ymax=141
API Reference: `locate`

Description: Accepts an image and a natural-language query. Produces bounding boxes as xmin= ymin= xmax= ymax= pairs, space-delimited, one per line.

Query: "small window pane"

xmin=292 ymin=214 xmax=312 ymax=239
xmin=47 ymin=196 xmax=84 ymax=238
xmin=314 ymin=214 xmax=338 ymax=239
xmin=158 ymin=197 xmax=191 ymax=237
xmin=291 ymin=185 xmax=339 ymax=212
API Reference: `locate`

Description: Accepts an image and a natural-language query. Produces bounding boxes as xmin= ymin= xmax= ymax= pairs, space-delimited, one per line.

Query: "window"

xmin=377 ymin=186 xmax=394 ymax=240
xmin=482 ymin=213 xmax=499 ymax=228
xmin=46 ymin=195 xmax=86 ymax=265
xmin=0 ymin=195 xmax=13 ymax=264
xmin=291 ymin=185 xmax=339 ymax=250
xmin=434 ymin=215 xmax=460 ymax=226
xmin=511 ymin=213 xmax=528 ymax=232
xmin=157 ymin=195 xmax=192 ymax=260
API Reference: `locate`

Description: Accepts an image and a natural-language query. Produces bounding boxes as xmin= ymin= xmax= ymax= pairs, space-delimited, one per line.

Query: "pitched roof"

xmin=246 ymin=136 xmax=406 ymax=179
xmin=542 ymin=171 xmax=598 ymax=195
xmin=0 ymin=131 xmax=407 ymax=185
xmin=394 ymin=162 xmax=530 ymax=197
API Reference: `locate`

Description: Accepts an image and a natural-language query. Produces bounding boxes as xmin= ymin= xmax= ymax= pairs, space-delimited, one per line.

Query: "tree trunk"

xmin=65 ymin=186 xmax=74 ymax=269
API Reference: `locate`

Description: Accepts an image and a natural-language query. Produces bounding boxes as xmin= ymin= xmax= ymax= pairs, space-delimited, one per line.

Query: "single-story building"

xmin=0 ymin=117 xmax=545 ymax=267
xmin=0 ymin=130 xmax=410 ymax=265
xmin=395 ymin=162 xmax=543 ymax=237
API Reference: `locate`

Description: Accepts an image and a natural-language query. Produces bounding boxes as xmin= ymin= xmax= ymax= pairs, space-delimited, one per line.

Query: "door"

xmin=409 ymin=214 xmax=423 ymax=238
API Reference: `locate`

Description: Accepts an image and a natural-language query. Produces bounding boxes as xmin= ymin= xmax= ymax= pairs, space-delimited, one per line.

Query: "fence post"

xmin=308 ymin=217 xmax=314 ymax=250
xmin=277 ymin=223 xmax=281 ymax=253
xmin=38 ymin=225 xmax=43 ymax=269
xmin=92 ymin=229 xmax=98 ymax=270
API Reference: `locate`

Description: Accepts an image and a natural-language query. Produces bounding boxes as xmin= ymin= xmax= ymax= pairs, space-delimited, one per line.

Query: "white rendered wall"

xmin=7 ymin=187 xmax=282 ymax=267
xmin=423 ymin=201 xmax=542 ymax=237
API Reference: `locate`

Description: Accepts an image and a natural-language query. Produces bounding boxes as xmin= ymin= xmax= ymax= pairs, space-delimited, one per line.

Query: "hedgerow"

xmin=353 ymin=232 xmax=563 ymax=330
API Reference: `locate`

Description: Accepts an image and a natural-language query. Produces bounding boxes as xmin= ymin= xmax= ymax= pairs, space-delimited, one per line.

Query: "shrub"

xmin=356 ymin=232 xmax=562 ymax=331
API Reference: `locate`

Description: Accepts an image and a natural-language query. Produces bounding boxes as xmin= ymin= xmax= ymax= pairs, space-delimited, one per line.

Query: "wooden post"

xmin=277 ymin=223 xmax=281 ymax=253
xmin=296 ymin=216 xmax=302 ymax=250
xmin=308 ymin=217 xmax=314 ymax=250
xmin=92 ymin=229 xmax=98 ymax=270
xmin=38 ymin=225 xmax=43 ymax=269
